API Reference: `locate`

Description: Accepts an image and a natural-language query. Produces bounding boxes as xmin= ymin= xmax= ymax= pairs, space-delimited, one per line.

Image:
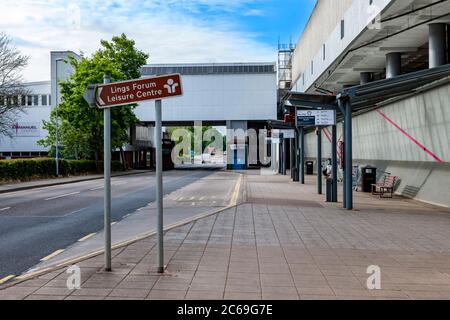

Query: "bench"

xmin=371 ymin=175 xmax=397 ymax=198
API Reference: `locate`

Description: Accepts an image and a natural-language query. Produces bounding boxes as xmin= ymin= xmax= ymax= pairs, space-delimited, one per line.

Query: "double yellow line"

xmin=229 ymin=174 xmax=242 ymax=207
xmin=0 ymin=275 xmax=15 ymax=285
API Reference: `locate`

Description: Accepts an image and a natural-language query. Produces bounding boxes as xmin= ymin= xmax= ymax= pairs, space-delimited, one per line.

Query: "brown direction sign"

xmin=96 ymin=74 xmax=182 ymax=108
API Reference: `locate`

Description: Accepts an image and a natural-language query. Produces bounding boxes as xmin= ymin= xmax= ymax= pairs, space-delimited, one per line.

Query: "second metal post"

xmin=155 ymin=99 xmax=164 ymax=273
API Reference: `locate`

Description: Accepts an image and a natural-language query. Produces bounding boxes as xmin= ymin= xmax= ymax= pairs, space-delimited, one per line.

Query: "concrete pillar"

xmin=360 ymin=72 xmax=372 ymax=85
xmin=429 ymin=23 xmax=447 ymax=68
xmin=386 ymin=53 xmax=401 ymax=79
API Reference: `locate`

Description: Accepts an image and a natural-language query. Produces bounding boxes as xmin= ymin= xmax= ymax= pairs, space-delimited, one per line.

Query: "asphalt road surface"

xmin=0 ymin=169 xmax=219 ymax=279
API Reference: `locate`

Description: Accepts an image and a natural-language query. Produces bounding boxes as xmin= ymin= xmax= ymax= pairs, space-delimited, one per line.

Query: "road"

xmin=0 ymin=169 xmax=223 ymax=280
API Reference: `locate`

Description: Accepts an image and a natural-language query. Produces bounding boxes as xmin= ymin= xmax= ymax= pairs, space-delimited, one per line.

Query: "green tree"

xmin=39 ymin=34 xmax=149 ymax=161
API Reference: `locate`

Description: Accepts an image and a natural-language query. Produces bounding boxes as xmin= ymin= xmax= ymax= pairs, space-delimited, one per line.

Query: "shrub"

xmin=0 ymin=158 xmax=123 ymax=181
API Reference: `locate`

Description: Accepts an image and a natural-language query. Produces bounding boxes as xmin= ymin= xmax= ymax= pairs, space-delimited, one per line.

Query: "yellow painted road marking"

xmin=16 ymin=268 xmax=52 ymax=281
xmin=0 ymin=275 xmax=15 ymax=284
xmin=40 ymin=249 xmax=65 ymax=261
xmin=229 ymin=175 xmax=242 ymax=206
xmin=78 ymin=233 xmax=96 ymax=242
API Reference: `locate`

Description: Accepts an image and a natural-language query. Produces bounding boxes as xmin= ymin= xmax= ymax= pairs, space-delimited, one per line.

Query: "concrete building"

xmin=0 ymin=51 xmax=80 ymax=159
xmin=290 ymin=0 xmax=450 ymax=207
xmin=0 ymin=81 xmax=51 ymax=159
xmin=136 ymin=63 xmax=277 ymax=169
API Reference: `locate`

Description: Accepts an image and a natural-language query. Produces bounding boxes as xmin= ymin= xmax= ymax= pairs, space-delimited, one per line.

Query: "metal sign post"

xmin=296 ymin=109 xmax=336 ymax=190
xmin=155 ymin=99 xmax=164 ymax=274
xmin=103 ymin=74 xmax=112 ymax=272
xmin=84 ymin=73 xmax=183 ymax=274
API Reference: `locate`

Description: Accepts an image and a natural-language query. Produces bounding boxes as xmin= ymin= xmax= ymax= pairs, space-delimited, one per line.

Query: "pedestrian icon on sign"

xmin=164 ymin=79 xmax=179 ymax=94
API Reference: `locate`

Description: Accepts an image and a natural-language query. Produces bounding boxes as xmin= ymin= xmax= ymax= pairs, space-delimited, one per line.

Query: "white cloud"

xmin=0 ymin=0 xmax=276 ymax=82
xmin=243 ymin=9 xmax=266 ymax=17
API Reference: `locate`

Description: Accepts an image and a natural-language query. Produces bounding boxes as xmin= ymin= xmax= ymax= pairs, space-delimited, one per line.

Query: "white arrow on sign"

xmin=97 ymin=87 xmax=105 ymax=106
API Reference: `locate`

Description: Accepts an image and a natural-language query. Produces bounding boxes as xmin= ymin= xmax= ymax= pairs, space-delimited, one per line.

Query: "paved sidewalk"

xmin=2 ymin=171 xmax=450 ymax=300
xmin=0 ymin=170 xmax=151 ymax=194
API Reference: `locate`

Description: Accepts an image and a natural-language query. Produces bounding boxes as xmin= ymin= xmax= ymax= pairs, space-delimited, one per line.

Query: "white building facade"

xmin=0 ymin=51 xmax=80 ymax=159
xmin=0 ymin=81 xmax=51 ymax=158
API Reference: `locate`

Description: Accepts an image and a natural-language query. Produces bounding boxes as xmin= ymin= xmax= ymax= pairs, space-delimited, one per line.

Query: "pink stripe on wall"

xmin=323 ymin=128 xmax=332 ymax=143
xmin=376 ymin=109 xmax=444 ymax=163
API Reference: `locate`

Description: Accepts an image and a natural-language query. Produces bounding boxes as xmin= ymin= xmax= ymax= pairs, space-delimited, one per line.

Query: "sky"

xmin=1 ymin=0 xmax=316 ymax=81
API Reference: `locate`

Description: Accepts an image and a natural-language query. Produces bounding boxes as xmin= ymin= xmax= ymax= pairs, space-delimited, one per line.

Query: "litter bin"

xmin=361 ymin=166 xmax=377 ymax=192
xmin=326 ymin=178 xmax=334 ymax=202
xmin=306 ymin=161 xmax=314 ymax=175
xmin=293 ymin=168 xmax=299 ymax=182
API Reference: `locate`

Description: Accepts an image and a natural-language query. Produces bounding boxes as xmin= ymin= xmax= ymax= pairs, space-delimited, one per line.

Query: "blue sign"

xmin=297 ymin=116 xmax=316 ymax=126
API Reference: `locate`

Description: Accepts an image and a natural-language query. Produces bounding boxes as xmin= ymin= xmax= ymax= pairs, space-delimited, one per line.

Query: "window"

xmin=33 ymin=95 xmax=39 ymax=106
xmin=311 ymin=61 xmax=314 ymax=75
xmin=340 ymin=20 xmax=345 ymax=39
xmin=41 ymin=95 xmax=47 ymax=106
xmin=27 ymin=95 xmax=32 ymax=106
xmin=323 ymin=44 xmax=326 ymax=61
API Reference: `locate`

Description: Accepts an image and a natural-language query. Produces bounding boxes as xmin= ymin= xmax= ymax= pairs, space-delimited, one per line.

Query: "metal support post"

xmin=293 ymin=129 xmax=300 ymax=182
xmin=155 ymin=99 xmax=164 ymax=273
xmin=344 ymin=100 xmax=353 ymax=210
xmin=331 ymin=125 xmax=338 ymax=202
xmin=103 ymin=74 xmax=112 ymax=272
xmin=317 ymin=127 xmax=322 ymax=195
xmin=300 ymin=127 xmax=305 ymax=184
xmin=289 ymin=139 xmax=295 ymax=180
